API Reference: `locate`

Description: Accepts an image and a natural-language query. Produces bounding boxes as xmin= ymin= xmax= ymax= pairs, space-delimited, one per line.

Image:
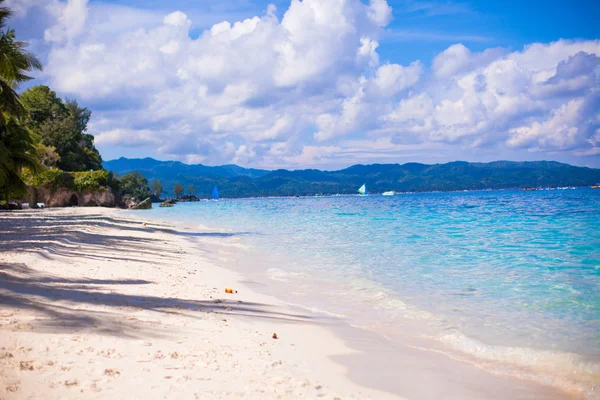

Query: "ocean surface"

xmin=138 ymin=189 xmax=600 ymax=396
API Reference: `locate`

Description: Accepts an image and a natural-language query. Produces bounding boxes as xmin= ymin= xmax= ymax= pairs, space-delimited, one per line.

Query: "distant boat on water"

xmin=382 ymin=191 xmax=395 ymax=196
xmin=592 ymin=185 xmax=600 ymax=189
xmin=358 ymin=183 xmax=368 ymax=196
xmin=212 ymin=185 xmax=219 ymax=200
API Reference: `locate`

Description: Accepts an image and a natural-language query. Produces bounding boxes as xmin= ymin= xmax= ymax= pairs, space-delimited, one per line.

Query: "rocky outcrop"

xmin=159 ymin=198 xmax=176 ymax=207
xmin=27 ymin=185 xmax=115 ymax=208
xmin=131 ymin=197 xmax=152 ymax=210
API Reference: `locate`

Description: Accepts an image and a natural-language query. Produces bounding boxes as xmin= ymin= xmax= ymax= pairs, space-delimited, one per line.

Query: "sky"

xmin=8 ymin=0 xmax=600 ymax=169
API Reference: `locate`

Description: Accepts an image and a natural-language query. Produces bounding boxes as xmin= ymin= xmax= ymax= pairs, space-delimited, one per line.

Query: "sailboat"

xmin=358 ymin=183 xmax=368 ymax=196
xmin=211 ymin=185 xmax=219 ymax=200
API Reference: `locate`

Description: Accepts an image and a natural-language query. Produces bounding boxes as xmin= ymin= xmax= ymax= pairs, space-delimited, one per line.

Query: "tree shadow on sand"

xmin=0 ymin=211 xmax=254 ymax=263
xmin=0 ymin=211 xmax=317 ymax=339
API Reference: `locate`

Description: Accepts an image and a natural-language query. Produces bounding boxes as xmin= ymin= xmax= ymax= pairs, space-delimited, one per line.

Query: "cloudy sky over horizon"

xmin=9 ymin=0 xmax=600 ymax=169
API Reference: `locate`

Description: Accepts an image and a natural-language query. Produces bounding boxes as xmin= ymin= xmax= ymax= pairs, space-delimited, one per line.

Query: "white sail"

xmin=358 ymin=184 xmax=367 ymax=195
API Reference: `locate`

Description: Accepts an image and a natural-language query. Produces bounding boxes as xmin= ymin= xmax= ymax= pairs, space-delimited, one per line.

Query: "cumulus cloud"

xmin=314 ymin=60 xmax=423 ymax=141
xmin=94 ymin=128 xmax=159 ymax=147
xmin=44 ymin=0 xmax=88 ymax=43
xmin=28 ymin=0 xmax=600 ymax=168
xmin=382 ymin=40 xmax=600 ymax=153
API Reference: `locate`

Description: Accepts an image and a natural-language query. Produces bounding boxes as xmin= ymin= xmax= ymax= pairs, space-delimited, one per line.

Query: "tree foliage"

xmin=151 ymin=179 xmax=162 ymax=197
xmin=0 ymin=118 xmax=38 ymax=200
xmin=22 ymin=168 xmax=111 ymax=192
xmin=118 ymin=171 xmax=150 ymax=203
xmin=20 ymin=86 xmax=102 ymax=171
xmin=173 ymin=183 xmax=183 ymax=198
xmin=0 ymin=1 xmax=42 ymax=202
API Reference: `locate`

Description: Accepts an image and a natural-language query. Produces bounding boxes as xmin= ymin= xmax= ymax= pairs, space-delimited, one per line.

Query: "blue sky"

xmin=9 ymin=0 xmax=600 ymax=169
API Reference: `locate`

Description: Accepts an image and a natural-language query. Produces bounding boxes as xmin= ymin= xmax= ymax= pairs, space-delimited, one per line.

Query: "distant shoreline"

xmin=104 ymin=158 xmax=600 ymax=199
xmin=152 ymin=185 xmax=595 ymax=202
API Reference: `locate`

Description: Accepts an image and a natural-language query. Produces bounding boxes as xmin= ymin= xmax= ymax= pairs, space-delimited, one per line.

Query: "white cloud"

xmin=163 ymin=10 xmax=189 ymax=27
xmin=5 ymin=0 xmax=49 ymax=18
xmin=381 ymin=40 xmax=600 ymax=151
xmin=26 ymin=0 xmax=600 ymax=168
xmin=508 ymin=95 xmax=599 ymax=150
xmin=371 ymin=61 xmax=423 ymax=97
xmin=367 ymin=0 xmax=393 ymax=26
xmin=94 ymin=128 xmax=159 ymax=147
xmin=314 ymin=61 xmax=423 ymax=141
xmin=44 ymin=0 xmax=88 ymax=43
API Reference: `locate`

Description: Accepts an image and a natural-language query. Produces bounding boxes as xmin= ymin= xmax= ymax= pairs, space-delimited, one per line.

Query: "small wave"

xmin=192 ymin=236 xmax=253 ymax=249
xmin=436 ymin=331 xmax=600 ymax=398
xmin=276 ymin=298 xmax=347 ymax=319
xmin=266 ymin=268 xmax=304 ymax=282
xmin=344 ymin=277 xmax=436 ymax=320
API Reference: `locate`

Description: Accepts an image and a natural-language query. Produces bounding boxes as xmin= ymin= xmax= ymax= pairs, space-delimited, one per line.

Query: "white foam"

xmin=266 ymin=268 xmax=305 ymax=282
xmin=435 ymin=331 xmax=600 ymax=398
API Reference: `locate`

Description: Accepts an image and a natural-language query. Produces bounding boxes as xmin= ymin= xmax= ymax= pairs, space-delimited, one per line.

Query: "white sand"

xmin=0 ymin=208 xmax=573 ymax=399
xmin=0 ymin=208 xmax=393 ymax=399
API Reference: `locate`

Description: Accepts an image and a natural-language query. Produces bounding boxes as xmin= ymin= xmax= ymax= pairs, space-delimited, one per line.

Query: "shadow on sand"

xmin=0 ymin=211 xmax=313 ymax=339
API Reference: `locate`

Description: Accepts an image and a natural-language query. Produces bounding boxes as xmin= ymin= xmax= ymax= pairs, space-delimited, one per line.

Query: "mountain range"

xmin=103 ymin=157 xmax=600 ymax=198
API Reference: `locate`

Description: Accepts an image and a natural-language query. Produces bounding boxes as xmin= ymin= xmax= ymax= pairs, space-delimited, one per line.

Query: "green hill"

xmin=102 ymin=158 xmax=600 ymax=198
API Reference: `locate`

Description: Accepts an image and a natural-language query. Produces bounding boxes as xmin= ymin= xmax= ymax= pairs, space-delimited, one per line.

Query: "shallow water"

xmin=140 ymin=189 xmax=600 ymax=395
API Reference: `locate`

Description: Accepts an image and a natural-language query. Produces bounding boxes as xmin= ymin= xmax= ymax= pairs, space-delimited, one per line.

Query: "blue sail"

xmin=212 ymin=185 xmax=219 ymax=199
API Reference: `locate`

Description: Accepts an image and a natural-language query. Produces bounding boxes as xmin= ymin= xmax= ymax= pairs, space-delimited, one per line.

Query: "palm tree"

xmin=0 ymin=118 xmax=38 ymax=202
xmin=0 ymin=1 xmax=42 ymax=204
xmin=0 ymin=2 xmax=42 ymax=123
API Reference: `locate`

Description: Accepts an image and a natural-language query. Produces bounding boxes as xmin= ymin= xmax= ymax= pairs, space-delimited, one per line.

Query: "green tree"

xmin=151 ymin=179 xmax=163 ymax=197
xmin=187 ymin=183 xmax=195 ymax=195
xmin=35 ymin=143 xmax=60 ymax=168
xmin=20 ymin=86 xmax=102 ymax=171
xmin=0 ymin=1 xmax=42 ymax=202
xmin=173 ymin=183 xmax=183 ymax=198
xmin=0 ymin=2 xmax=42 ymax=122
xmin=0 ymin=118 xmax=38 ymax=202
xmin=118 ymin=171 xmax=150 ymax=203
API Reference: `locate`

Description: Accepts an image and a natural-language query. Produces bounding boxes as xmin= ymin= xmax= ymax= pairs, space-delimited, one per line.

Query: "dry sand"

xmin=0 ymin=208 xmax=574 ymax=399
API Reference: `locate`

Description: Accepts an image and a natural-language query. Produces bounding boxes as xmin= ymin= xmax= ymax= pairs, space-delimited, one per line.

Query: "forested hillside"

xmin=103 ymin=158 xmax=600 ymax=198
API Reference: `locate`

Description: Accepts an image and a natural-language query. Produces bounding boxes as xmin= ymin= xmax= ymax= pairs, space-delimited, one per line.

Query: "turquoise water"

xmin=140 ymin=189 xmax=600 ymax=392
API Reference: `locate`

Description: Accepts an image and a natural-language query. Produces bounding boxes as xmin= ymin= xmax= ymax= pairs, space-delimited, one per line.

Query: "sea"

xmin=136 ymin=188 xmax=600 ymax=397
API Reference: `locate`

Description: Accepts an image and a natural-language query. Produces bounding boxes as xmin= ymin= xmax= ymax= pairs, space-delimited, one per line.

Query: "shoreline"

xmin=0 ymin=208 xmax=575 ymax=399
xmin=0 ymin=207 xmax=395 ymax=399
xmin=138 ymin=201 xmax=597 ymax=399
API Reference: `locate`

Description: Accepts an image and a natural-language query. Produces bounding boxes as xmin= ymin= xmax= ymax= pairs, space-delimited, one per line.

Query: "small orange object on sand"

xmin=225 ymin=288 xmax=236 ymax=294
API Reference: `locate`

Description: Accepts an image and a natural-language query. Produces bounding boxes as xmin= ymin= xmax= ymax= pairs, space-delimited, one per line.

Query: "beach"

xmin=0 ymin=207 xmax=577 ymax=399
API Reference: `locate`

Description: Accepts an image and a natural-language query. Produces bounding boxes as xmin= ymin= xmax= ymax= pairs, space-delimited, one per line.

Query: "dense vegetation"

xmin=23 ymin=168 xmax=112 ymax=192
xmin=104 ymin=158 xmax=600 ymax=198
xmin=115 ymin=171 xmax=151 ymax=204
xmin=21 ymin=85 xmax=102 ymax=171
xmin=0 ymin=1 xmax=42 ymax=202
